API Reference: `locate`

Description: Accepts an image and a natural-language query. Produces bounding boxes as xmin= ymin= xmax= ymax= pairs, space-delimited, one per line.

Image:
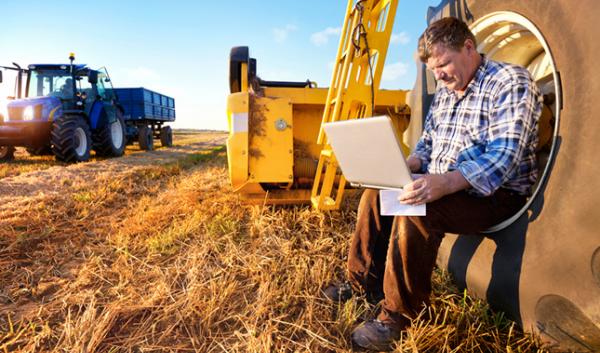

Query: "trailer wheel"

xmin=0 ymin=146 xmax=15 ymax=161
xmin=138 ymin=125 xmax=154 ymax=151
xmin=160 ymin=125 xmax=173 ymax=147
xmin=26 ymin=145 xmax=53 ymax=156
xmin=94 ymin=111 xmax=126 ymax=157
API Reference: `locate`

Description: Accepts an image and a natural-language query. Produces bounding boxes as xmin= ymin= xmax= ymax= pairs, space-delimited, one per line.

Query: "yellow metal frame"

xmin=311 ymin=0 xmax=399 ymax=210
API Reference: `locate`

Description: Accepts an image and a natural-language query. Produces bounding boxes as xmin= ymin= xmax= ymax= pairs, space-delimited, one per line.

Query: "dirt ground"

xmin=0 ymin=132 xmax=226 ymax=227
xmin=0 ymin=132 xmax=226 ymax=322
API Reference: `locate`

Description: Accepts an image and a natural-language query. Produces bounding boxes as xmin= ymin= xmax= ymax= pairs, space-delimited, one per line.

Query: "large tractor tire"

xmin=50 ymin=115 xmax=92 ymax=163
xmin=138 ymin=125 xmax=154 ymax=151
xmin=420 ymin=0 xmax=600 ymax=350
xmin=160 ymin=125 xmax=173 ymax=147
xmin=93 ymin=111 xmax=126 ymax=157
xmin=0 ymin=146 xmax=15 ymax=161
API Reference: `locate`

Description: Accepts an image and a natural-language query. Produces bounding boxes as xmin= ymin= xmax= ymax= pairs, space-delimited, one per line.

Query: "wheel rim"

xmin=110 ymin=119 xmax=124 ymax=148
xmin=74 ymin=127 xmax=87 ymax=157
xmin=470 ymin=12 xmax=561 ymax=232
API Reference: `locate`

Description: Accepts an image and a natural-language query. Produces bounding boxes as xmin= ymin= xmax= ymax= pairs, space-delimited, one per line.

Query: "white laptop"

xmin=323 ymin=115 xmax=413 ymax=190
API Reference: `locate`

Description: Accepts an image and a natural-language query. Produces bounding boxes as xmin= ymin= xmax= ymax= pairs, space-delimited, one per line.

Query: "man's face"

xmin=426 ymin=41 xmax=475 ymax=93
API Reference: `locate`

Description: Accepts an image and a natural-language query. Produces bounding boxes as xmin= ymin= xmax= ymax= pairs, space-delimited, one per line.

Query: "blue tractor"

xmin=0 ymin=54 xmax=126 ymax=162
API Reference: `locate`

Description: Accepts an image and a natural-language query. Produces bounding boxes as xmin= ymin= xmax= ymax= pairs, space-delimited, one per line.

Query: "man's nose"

xmin=434 ymin=69 xmax=446 ymax=81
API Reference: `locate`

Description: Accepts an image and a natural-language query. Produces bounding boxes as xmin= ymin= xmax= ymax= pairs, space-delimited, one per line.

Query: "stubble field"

xmin=0 ymin=131 xmax=546 ymax=352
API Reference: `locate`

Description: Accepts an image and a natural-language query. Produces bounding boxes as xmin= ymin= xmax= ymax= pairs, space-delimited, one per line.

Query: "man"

xmin=324 ymin=17 xmax=542 ymax=351
xmin=59 ymin=78 xmax=74 ymax=98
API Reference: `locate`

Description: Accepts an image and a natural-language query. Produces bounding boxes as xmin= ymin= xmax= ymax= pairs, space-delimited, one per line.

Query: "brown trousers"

xmin=347 ymin=188 xmax=525 ymax=328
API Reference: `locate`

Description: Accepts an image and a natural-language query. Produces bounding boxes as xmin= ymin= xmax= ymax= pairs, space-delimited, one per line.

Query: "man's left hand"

xmin=398 ymin=170 xmax=471 ymax=205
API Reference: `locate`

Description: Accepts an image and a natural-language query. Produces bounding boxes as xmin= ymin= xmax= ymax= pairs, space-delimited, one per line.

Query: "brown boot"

xmin=351 ymin=319 xmax=401 ymax=351
xmin=322 ymin=282 xmax=354 ymax=303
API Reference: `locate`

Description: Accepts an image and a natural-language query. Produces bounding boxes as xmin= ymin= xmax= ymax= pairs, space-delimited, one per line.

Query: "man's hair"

xmin=417 ymin=17 xmax=477 ymax=62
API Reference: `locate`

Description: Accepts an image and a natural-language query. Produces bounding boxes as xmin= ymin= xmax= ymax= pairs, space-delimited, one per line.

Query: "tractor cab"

xmin=24 ymin=64 xmax=115 ymax=114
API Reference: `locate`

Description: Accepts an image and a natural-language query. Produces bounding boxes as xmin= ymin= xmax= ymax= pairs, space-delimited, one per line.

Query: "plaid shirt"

xmin=411 ymin=57 xmax=542 ymax=196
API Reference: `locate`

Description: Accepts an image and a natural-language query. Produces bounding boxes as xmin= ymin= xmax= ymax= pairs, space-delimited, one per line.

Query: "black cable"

xmin=351 ymin=0 xmax=376 ymax=118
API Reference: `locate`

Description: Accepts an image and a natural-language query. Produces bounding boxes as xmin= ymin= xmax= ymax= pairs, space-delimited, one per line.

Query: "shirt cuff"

xmin=408 ymin=152 xmax=430 ymax=173
xmin=457 ymin=161 xmax=494 ymax=196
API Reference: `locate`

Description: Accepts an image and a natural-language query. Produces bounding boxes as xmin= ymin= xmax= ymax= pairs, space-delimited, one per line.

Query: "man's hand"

xmin=398 ymin=170 xmax=470 ymax=205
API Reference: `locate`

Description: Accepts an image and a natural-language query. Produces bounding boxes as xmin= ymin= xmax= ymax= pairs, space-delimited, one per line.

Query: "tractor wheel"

xmin=425 ymin=1 xmax=600 ymax=350
xmin=26 ymin=145 xmax=53 ymax=156
xmin=138 ymin=125 xmax=154 ymax=151
xmin=50 ymin=115 xmax=92 ymax=162
xmin=93 ymin=111 xmax=126 ymax=157
xmin=0 ymin=146 xmax=15 ymax=161
xmin=160 ymin=125 xmax=173 ymax=147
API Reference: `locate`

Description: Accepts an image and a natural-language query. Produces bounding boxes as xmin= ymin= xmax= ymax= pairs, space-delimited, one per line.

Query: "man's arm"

xmin=399 ymin=170 xmax=470 ymax=205
xmin=401 ymin=73 xmax=541 ymax=205
xmin=456 ymin=75 xmax=541 ymax=196
xmin=406 ymin=155 xmax=422 ymax=173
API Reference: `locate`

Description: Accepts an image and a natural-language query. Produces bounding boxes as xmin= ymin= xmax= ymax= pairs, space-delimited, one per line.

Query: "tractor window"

xmin=96 ymin=73 xmax=107 ymax=100
xmin=28 ymin=70 xmax=73 ymax=98
xmin=76 ymin=76 xmax=94 ymax=106
xmin=96 ymin=67 xmax=115 ymax=101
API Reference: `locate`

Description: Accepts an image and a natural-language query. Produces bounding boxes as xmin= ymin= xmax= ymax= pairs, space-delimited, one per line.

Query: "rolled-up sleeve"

xmin=457 ymin=77 xmax=541 ymax=196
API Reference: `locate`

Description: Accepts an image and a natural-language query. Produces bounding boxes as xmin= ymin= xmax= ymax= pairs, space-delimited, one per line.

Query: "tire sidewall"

xmin=138 ymin=125 xmax=154 ymax=151
xmin=51 ymin=114 xmax=91 ymax=162
xmin=160 ymin=126 xmax=173 ymax=147
xmin=460 ymin=0 xmax=598 ymax=237
xmin=72 ymin=118 xmax=92 ymax=161
xmin=146 ymin=127 xmax=153 ymax=150
xmin=110 ymin=113 xmax=126 ymax=155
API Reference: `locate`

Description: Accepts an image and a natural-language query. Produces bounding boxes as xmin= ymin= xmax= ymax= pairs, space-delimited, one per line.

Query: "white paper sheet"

xmin=379 ymin=189 xmax=426 ymax=216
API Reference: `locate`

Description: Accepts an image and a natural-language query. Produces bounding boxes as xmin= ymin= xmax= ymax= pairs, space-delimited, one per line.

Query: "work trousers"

xmin=347 ymin=188 xmax=526 ymax=328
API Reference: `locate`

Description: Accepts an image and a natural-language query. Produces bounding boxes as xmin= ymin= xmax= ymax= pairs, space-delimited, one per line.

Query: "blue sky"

xmin=0 ymin=1 xmax=440 ymax=130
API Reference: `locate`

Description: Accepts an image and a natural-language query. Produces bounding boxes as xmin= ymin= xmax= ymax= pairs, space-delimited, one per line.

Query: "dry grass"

xmin=0 ymin=130 xmax=215 ymax=180
xmin=0 ymin=137 xmax=548 ymax=352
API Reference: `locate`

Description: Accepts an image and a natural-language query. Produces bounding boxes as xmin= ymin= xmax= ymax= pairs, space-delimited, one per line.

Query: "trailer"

xmin=113 ymin=87 xmax=176 ymax=150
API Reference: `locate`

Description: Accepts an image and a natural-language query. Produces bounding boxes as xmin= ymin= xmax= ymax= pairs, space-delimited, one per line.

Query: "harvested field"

xmin=0 ymin=131 xmax=547 ymax=352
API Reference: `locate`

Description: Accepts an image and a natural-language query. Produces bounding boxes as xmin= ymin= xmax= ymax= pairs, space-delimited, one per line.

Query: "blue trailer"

xmin=113 ymin=87 xmax=176 ymax=150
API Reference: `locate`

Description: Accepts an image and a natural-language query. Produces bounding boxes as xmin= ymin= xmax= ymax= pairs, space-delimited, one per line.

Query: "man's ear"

xmin=464 ymin=38 xmax=476 ymax=53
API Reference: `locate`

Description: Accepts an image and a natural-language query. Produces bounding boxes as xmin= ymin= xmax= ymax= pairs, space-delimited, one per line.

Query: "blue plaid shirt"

xmin=410 ymin=57 xmax=542 ymax=196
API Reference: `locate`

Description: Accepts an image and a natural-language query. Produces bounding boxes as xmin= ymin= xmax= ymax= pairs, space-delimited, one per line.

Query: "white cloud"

xmin=273 ymin=24 xmax=298 ymax=43
xmin=390 ymin=31 xmax=410 ymax=45
xmin=311 ymin=27 xmax=341 ymax=46
xmin=382 ymin=62 xmax=409 ymax=81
